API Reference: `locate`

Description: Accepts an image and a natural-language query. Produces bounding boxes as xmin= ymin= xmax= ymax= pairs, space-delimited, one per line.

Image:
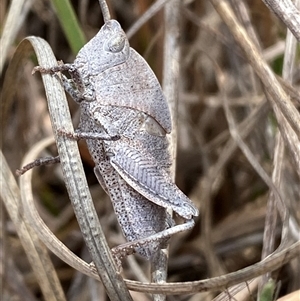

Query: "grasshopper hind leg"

xmin=111 ymin=219 xmax=195 ymax=268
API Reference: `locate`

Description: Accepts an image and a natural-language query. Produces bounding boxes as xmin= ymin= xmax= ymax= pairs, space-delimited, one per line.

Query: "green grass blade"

xmin=51 ymin=0 xmax=86 ymax=54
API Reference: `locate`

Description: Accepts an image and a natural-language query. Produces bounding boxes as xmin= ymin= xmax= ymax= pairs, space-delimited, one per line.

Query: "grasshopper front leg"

xmin=33 ymin=62 xmax=94 ymax=103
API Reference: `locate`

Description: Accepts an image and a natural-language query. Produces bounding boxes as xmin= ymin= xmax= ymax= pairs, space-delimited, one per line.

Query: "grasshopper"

xmin=20 ymin=4 xmax=198 ymax=264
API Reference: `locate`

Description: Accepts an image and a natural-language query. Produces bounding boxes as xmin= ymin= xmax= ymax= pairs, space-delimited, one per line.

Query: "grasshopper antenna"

xmin=99 ymin=0 xmax=111 ymax=22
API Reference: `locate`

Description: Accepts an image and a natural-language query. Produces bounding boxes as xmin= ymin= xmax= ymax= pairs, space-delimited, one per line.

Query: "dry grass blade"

xmin=163 ymin=0 xmax=180 ymax=178
xmin=262 ymin=0 xmax=300 ymax=42
xmin=0 ymin=151 xmax=66 ymax=301
xmin=260 ymin=133 xmax=283 ymax=276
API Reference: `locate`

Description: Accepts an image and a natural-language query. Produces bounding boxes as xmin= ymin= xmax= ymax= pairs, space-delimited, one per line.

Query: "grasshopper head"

xmin=74 ymin=20 xmax=130 ymax=78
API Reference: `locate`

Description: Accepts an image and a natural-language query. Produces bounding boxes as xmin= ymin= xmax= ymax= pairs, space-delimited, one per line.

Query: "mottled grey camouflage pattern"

xmin=55 ymin=20 xmax=198 ymax=259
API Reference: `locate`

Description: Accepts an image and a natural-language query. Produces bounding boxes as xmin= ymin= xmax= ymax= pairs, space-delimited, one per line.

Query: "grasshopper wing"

xmin=109 ymin=144 xmax=199 ymax=219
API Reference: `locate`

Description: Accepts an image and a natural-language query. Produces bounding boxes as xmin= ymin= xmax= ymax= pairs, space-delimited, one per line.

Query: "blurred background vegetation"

xmin=1 ymin=0 xmax=300 ymax=300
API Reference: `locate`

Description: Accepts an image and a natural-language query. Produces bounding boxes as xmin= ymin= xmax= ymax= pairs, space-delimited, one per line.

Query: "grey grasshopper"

xmin=25 ymin=12 xmax=199 ymax=263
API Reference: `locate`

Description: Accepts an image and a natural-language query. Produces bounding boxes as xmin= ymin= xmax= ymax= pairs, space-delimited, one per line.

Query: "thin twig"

xmin=149 ymin=1 xmax=182 ymax=300
xmin=126 ymin=0 xmax=172 ymax=39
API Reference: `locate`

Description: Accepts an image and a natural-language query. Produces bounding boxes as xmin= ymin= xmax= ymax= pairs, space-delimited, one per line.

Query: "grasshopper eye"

xmin=105 ymin=34 xmax=126 ymax=53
